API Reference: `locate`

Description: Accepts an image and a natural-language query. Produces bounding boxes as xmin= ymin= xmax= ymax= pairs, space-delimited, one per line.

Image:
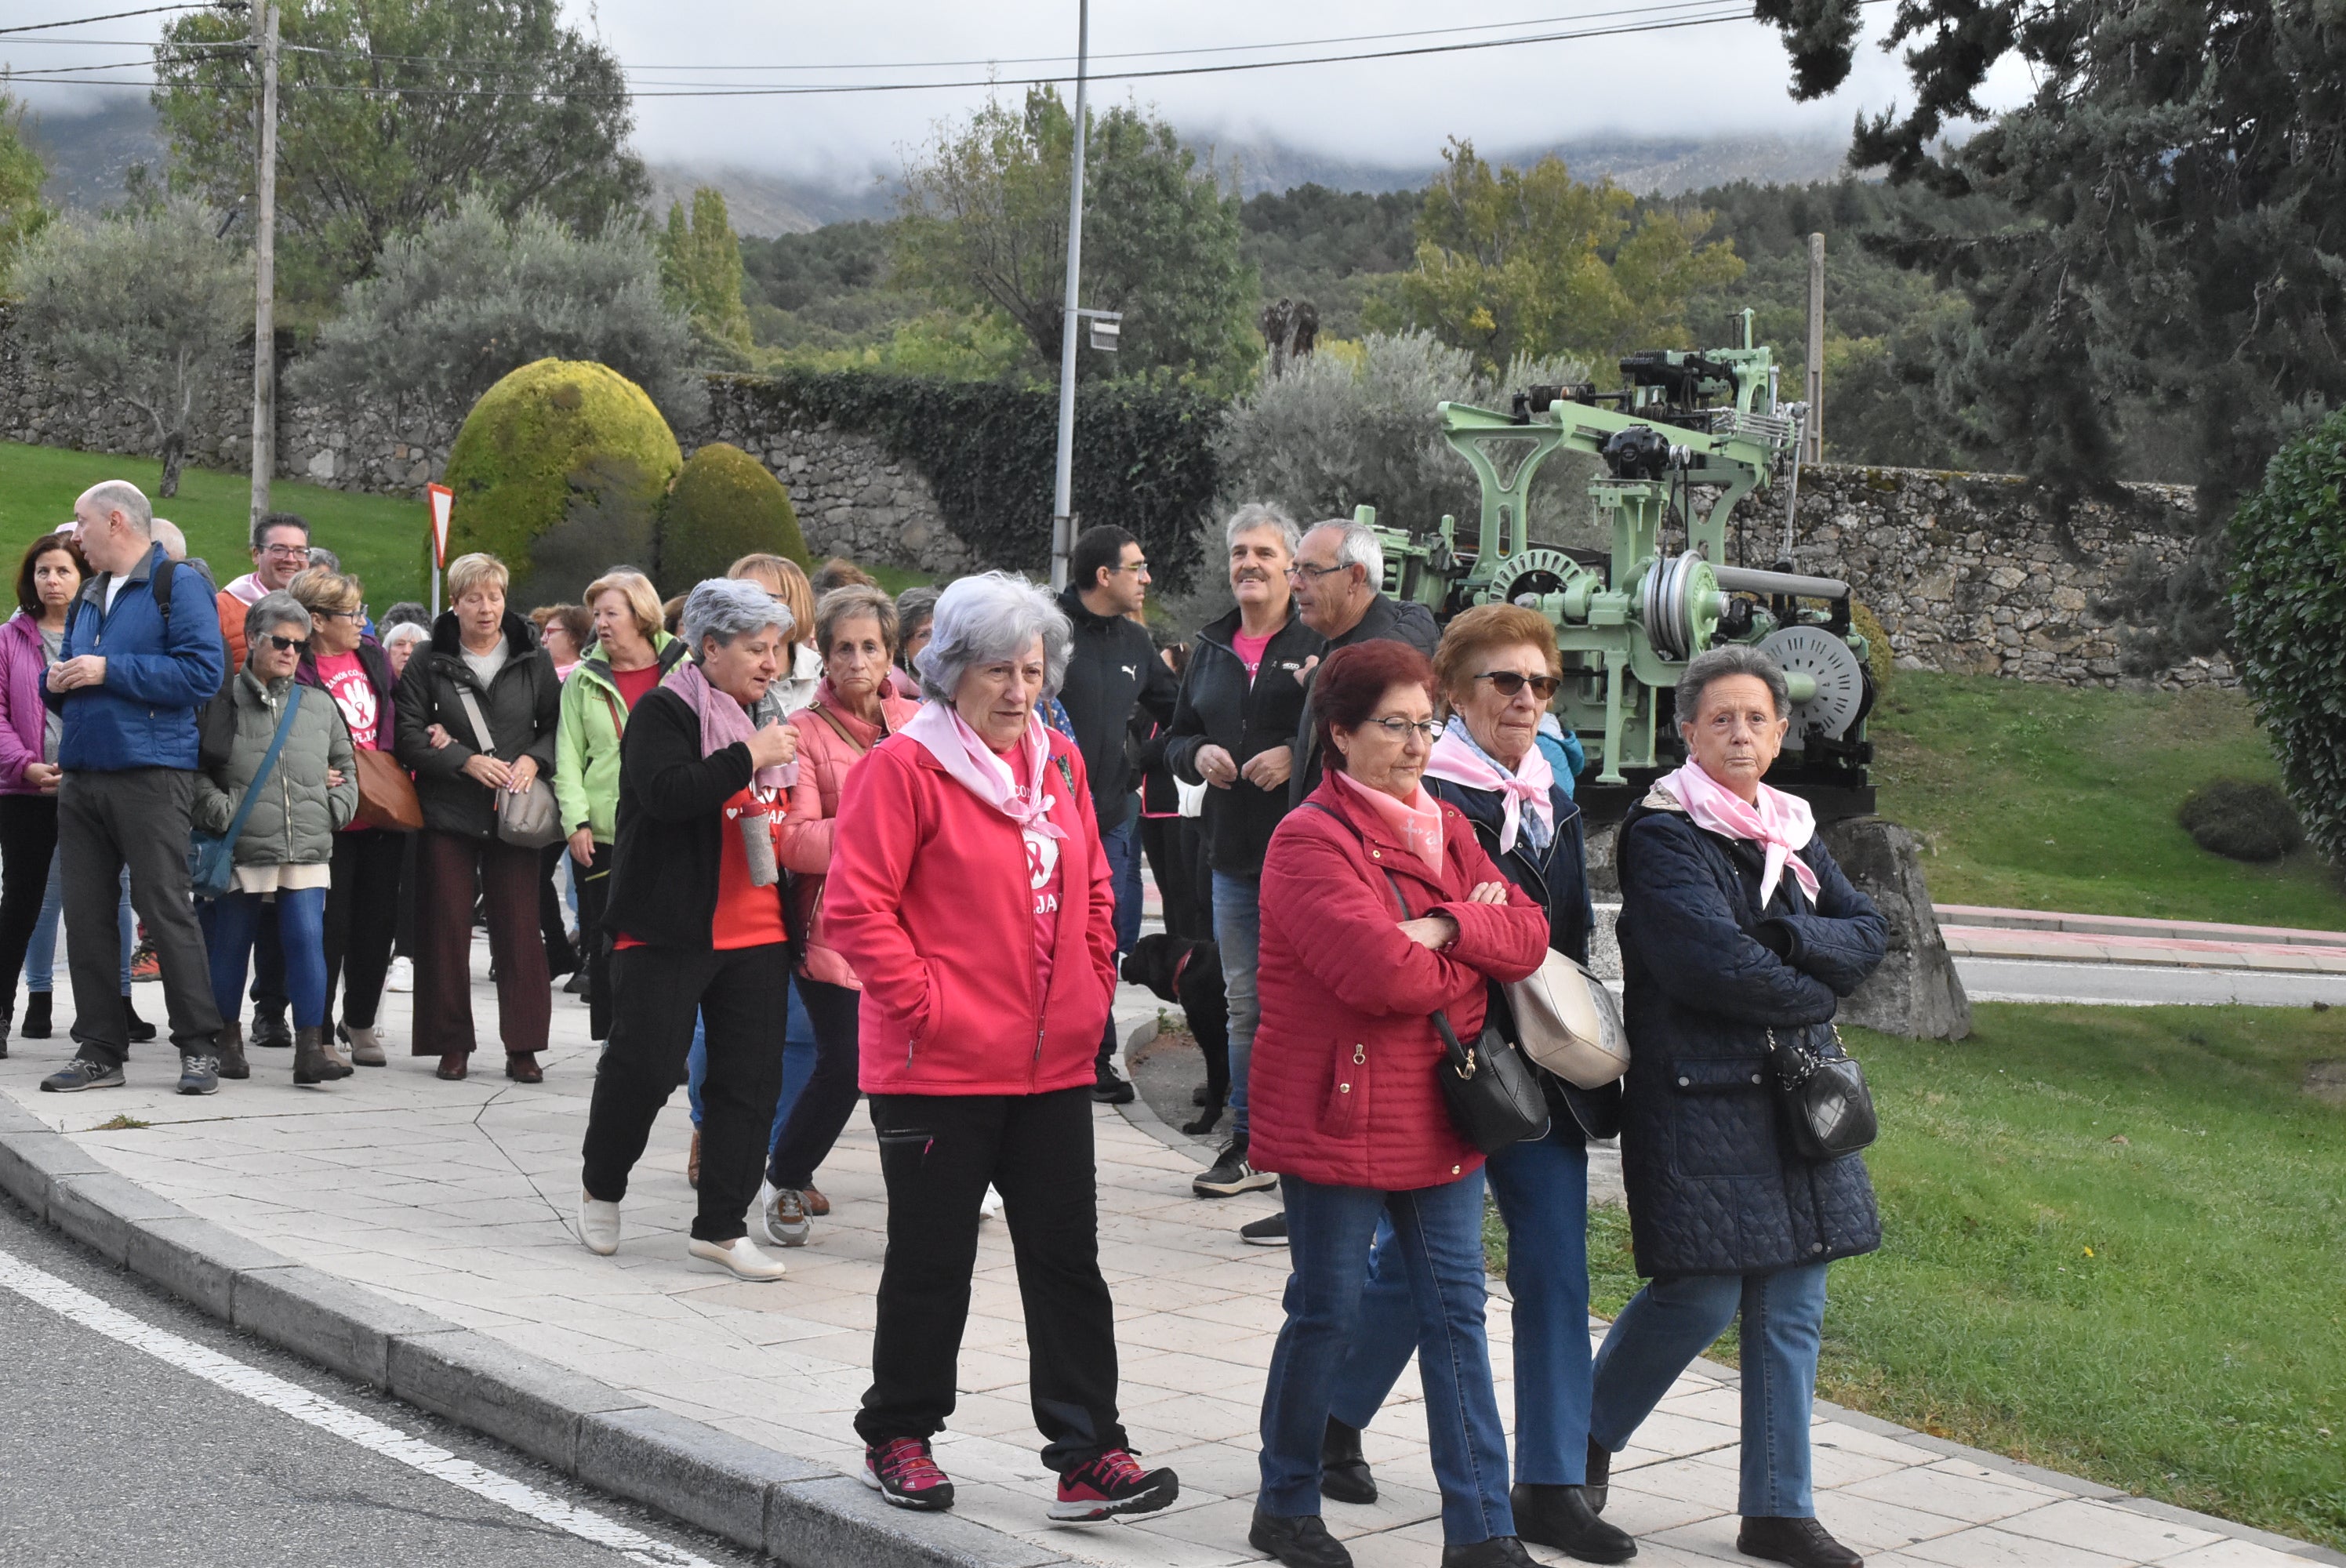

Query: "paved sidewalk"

xmin=1 ymin=948 xmax=2333 ymax=1568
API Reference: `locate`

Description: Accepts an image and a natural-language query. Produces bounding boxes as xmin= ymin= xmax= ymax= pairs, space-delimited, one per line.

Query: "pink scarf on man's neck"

xmin=1659 ymin=760 xmax=1819 ymax=906
xmin=662 ymin=659 xmax=797 ymax=791
xmin=1422 ymin=723 xmax=1553 ymax=854
xmin=1334 ymin=769 xmax=1444 ymax=872
xmin=901 ymin=702 xmax=1067 ymax=840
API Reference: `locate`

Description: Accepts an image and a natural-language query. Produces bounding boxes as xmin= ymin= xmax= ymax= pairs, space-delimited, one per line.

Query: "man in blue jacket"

xmin=41 ymin=481 xmax=227 ymax=1094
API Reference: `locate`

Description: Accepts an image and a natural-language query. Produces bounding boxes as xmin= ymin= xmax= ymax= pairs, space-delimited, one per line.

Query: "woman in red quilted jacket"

xmin=824 ymin=572 xmax=1180 ymax=1528
xmin=1247 ymin=639 xmax=1551 ymax=1568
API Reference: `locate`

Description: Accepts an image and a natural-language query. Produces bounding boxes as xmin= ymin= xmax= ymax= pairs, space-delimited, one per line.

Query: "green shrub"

xmin=2230 ymin=408 xmax=2346 ymax=866
xmin=1849 ymin=599 xmax=1895 ymax=691
xmin=656 ymin=442 xmax=807 ymax=590
xmin=2177 ymin=778 xmax=2304 ymax=863
xmin=443 ymin=358 xmax=682 ymax=605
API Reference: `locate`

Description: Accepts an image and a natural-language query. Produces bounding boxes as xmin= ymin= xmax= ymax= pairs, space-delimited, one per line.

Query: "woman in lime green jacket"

xmin=555 ymin=570 xmax=685 ymax=1040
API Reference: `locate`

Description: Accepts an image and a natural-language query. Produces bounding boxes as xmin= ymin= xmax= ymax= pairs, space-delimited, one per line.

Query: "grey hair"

xmin=894 ymin=583 xmax=941 ymax=633
xmin=681 ymin=577 xmax=794 ymax=654
xmin=382 ymin=621 xmax=430 ymax=653
xmin=1309 ymin=519 xmax=1385 ymax=586
xmin=1676 ymin=644 xmax=1790 ymax=724
xmin=1224 ymin=501 xmax=1301 ymax=556
xmin=151 ymin=518 xmax=187 ymax=561
xmin=914 ymin=571 xmax=1070 ymax=704
xmin=244 ymin=590 xmax=313 ymax=649
xmin=81 ymin=481 xmax=152 ymax=534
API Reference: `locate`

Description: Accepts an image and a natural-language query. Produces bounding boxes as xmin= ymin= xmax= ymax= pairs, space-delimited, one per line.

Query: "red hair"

xmin=1313 ymin=639 xmax=1436 ymax=764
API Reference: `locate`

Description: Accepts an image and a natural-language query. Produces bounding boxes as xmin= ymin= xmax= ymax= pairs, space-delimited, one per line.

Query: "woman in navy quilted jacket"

xmin=1592 ymin=644 xmax=1887 ymax=1568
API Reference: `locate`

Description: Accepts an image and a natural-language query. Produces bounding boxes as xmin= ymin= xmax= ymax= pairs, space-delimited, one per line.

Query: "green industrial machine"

xmin=1367 ymin=325 xmax=1876 ymax=822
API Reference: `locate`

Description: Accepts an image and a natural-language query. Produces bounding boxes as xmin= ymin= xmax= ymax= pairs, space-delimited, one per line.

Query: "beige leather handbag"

xmin=1506 ymin=951 xmax=1630 ymax=1089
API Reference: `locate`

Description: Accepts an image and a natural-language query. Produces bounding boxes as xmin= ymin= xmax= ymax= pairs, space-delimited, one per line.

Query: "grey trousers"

xmin=59 ymin=768 xmax=221 ymax=1063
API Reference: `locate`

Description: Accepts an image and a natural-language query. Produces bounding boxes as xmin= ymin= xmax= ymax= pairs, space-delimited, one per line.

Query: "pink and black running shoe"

xmin=1049 ymin=1448 xmax=1180 ymax=1523
xmin=862 ymin=1436 xmax=955 ymax=1511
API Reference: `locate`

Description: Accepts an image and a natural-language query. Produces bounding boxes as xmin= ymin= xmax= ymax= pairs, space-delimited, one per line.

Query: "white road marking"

xmin=0 ymin=1247 xmax=723 ymax=1568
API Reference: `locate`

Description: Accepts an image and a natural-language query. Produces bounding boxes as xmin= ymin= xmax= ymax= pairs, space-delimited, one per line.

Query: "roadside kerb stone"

xmin=0 ymin=1112 xmax=1065 ymax=1568
xmin=387 ymin=1328 xmax=654 ymax=1475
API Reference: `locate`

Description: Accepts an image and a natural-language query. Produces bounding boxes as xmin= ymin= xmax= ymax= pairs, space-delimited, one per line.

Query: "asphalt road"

xmin=1953 ymin=956 xmax=2346 ymax=1007
xmin=0 ymin=1196 xmax=761 ymax=1568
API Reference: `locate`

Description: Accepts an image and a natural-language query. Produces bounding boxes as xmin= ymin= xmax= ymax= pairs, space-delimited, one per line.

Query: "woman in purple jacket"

xmin=0 ymin=532 xmax=144 ymax=1053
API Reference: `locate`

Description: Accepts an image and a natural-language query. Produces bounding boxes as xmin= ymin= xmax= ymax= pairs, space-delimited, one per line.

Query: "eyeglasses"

xmin=1364 ymin=716 xmax=1442 ymax=743
xmin=260 ymin=544 xmax=310 ymax=561
xmin=1285 ymin=561 xmax=1350 ymax=582
xmin=1474 ymin=671 xmax=1563 ymax=700
xmin=265 ymin=633 xmax=310 ymax=654
xmin=1108 ymin=560 xmax=1151 ymax=576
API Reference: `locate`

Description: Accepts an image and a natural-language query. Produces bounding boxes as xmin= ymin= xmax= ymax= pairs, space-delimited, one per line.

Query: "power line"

xmin=0 ymin=4 xmax=205 ymax=38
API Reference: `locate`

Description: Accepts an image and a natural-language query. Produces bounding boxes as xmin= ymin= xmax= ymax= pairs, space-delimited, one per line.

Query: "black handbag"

xmin=1387 ymin=872 xmax=1549 ymax=1155
xmin=1765 ymin=1023 xmax=1877 ymax=1160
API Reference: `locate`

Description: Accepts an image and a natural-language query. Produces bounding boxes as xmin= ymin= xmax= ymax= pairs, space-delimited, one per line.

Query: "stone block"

xmin=0 ymin=1128 xmax=108 ymax=1219
xmin=232 ymin=1265 xmax=459 ymax=1388
xmin=1818 ymin=817 xmax=1971 ymax=1040
xmin=46 ymin=1170 xmax=187 ymax=1265
xmin=125 ymin=1213 xmax=294 ymax=1320
xmin=577 ymin=1405 xmax=834 ymax=1552
xmin=388 ymin=1330 xmax=648 ymax=1472
xmin=766 ymin=1475 xmax=1066 ymax=1568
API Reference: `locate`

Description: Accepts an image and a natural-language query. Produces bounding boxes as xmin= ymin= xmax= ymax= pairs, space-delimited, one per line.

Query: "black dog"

xmin=1121 ymin=933 xmax=1229 ymax=1134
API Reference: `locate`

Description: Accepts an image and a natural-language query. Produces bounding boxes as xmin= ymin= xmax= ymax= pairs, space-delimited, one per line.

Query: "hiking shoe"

xmin=862 ymin=1437 xmax=954 ymax=1511
xmin=41 ymin=1057 xmax=125 ymax=1093
xmin=129 ymin=946 xmax=160 ymax=984
xmin=1240 ymin=1211 xmax=1289 ymax=1247
xmin=761 ymin=1182 xmax=811 ymax=1247
xmin=1048 ymin=1448 xmax=1178 ymax=1522
xmin=1194 ymin=1132 xmax=1276 ymax=1196
xmin=176 ymin=1052 xmax=221 ymax=1096
xmin=1091 ymin=1061 xmax=1137 ymax=1104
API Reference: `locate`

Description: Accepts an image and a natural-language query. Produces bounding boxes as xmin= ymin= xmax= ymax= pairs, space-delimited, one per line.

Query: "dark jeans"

xmin=574 ymin=840 xmax=613 ymax=1040
xmin=0 ymin=793 xmax=59 ymax=1022
xmin=209 ymin=887 xmax=328 ymax=1029
xmin=764 ymin=975 xmax=861 ymax=1189
xmin=857 ymin=1087 xmax=1128 ymax=1474
xmin=412 ymin=829 xmax=548 ymax=1058
xmin=537 ymin=840 xmax=577 ymax=976
xmin=1261 ymin=1171 xmax=1513 ymax=1544
xmin=580 ymin=941 xmax=789 ymax=1243
xmin=323 ymin=828 xmax=404 ymax=1032
xmin=58 ymin=768 xmax=220 ymax=1063
xmin=1138 ymin=812 xmax=1212 ymax=942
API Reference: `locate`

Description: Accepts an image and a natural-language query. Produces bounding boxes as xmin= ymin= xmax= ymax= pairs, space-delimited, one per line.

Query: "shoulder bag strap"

xmin=1304 ymin=798 xmax=1471 ymax=1063
xmin=809 ymin=703 xmax=866 ymax=757
xmin=452 ymin=684 xmax=499 ymax=758
xmin=220 ymin=688 xmax=303 ymax=848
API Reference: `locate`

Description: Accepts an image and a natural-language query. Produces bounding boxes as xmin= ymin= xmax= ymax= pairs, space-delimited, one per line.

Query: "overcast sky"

xmin=3 ymin=0 xmax=2032 ymax=183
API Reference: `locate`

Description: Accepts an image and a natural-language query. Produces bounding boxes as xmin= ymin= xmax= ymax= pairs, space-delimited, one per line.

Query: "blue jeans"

xmin=1260 ymin=1171 xmax=1513 ymax=1544
xmin=206 ymin=887 xmax=328 ymax=1030
xmin=1211 ymin=869 xmax=1261 ymax=1137
xmin=689 ymin=971 xmax=816 ymax=1154
xmin=1331 ymin=1124 xmax=1593 ymax=1484
xmin=30 ymin=854 xmax=133 ymax=994
xmin=1590 ymin=1262 xmax=1830 ymax=1518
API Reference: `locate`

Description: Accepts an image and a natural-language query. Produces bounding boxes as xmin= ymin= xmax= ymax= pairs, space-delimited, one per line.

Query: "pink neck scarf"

xmin=663 ymin=659 xmax=797 ymax=791
xmin=902 ymin=702 xmax=1067 ymax=841
xmin=1659 ymin=760 xmax=1820 ymax=906
xmin=1423 ymin=723 xmax=1553 ymax=854
xmin=1335 ymin=769 xmax=1444 ymax=873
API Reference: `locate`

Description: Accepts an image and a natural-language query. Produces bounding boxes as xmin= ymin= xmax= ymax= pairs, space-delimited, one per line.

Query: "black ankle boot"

xmin=123 ymin=995 xmax=157 ymax=1043
xmin=1247 ymin=1510 xmax=1353 ymax=1568
xmin=1320 ymin=1416 xmax=1375 ymax=1504
xmin=1737 ymin=1515 xmax=1862 ymax=1568
xmin=20 ymin=991 xmax=50 ymax=1038
xmin=1585 ymin=1437 xmax=1613 ymax=1513
xmin=1440 ymin=1538 xmax=1535 ymax=1567
xmin=1513 ymin=1483 xmax=1636 ymax=1563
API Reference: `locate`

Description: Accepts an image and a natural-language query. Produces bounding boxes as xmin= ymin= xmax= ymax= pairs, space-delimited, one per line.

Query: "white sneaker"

xmin=579 ymin=1193 xmax=621 ymax=1256
xmin=979 ymin=1185 xmax=1004 ymax=1220
xmin=385 ymin=956 xmax=414 ymax=993
xmin=688 ymin=1234 xmax=788 ymax=1281
xmin=760 ymin=1181 xmax=812 ymax=1247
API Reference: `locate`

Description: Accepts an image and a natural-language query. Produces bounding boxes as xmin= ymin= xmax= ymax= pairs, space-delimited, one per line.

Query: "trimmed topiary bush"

xmin=656 ymin=442 xmax=808 ymax=592
xmin=1848 ymin=600 xmax=1894 ymax=691
xmin=443 ymin=358 xmax=683 ymax=606
xmin=2177 ymin=779 xmax=2304 ymax=863
xmin=2230 ymin=407 xmax=2346 ymax=867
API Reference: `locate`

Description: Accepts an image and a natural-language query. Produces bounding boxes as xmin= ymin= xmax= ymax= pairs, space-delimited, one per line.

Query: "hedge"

xmin=706 ymin=368 xmax=1222 ymax=593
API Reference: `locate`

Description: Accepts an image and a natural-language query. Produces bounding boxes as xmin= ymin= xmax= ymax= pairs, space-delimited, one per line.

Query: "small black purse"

xmin=1388 ymin=873 xmax=1549 ymax=1155
xmin=1765 ymin=1023 xmax=1877 ymax=1160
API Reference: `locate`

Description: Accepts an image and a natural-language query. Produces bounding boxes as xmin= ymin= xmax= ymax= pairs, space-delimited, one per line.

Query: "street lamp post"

xmin=1048 ymin=0 xmax=1090 ymax=591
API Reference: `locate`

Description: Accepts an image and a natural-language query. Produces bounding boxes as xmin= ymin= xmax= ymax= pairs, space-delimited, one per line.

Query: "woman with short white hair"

xmin=576 ymin=578 xmax=801 ymax=1282
xmin=823 ymin=572 xmax=1178 ymax=1523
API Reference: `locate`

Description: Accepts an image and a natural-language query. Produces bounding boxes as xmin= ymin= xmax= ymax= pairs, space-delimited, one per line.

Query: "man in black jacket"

xmin=1286 ymin=517 xmax=1440 ymax=809
xmin=1164 ymin=505 xmax=1324 ymax=1203
xmin=1056 ymin=526 xmax=1178 ymax=1103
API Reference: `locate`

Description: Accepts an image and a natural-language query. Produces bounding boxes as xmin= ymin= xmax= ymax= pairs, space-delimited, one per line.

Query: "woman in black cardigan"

xmin=576 ymin=579 xmax=801 ymax=1281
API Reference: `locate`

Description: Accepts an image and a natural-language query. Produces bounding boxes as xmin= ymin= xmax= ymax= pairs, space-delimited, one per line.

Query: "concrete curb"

xmin=0 ymin=1098 xmax=1066 ymax=1568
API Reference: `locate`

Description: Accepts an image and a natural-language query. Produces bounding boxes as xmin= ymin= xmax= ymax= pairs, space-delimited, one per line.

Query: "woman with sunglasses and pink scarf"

xmin=822 ymin=572 xmax=1180 ymax=1529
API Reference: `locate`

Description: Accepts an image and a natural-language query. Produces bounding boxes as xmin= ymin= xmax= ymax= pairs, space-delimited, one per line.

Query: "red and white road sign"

xmin=427 ymin=482 xmax=453 ymax=569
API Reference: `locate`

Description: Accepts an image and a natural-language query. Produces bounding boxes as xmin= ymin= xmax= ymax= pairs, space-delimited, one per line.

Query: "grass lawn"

xmin=0 ymin=441 xmax=436 ymax=608
xmin=1868 ymin=673 xmax=2346 ymax=931
xmin=1534 ymin=1003 xmax=2346 ymax=1549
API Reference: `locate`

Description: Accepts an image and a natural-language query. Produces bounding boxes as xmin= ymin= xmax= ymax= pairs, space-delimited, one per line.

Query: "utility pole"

xmin=1803 ymin=231 xmax=1825 ymax=465
xmin=248 ymin=0 xmax=280 ymax=529
xmin=1048 ymin=0 xmax=1090 ymax=591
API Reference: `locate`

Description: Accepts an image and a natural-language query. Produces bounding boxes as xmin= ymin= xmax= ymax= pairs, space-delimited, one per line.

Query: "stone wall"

xmin=1752 ymin=464 xmax=2232 ymax=690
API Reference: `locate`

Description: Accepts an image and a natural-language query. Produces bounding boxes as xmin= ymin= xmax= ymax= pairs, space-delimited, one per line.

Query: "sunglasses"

xmin=265 ymin=634 xmax=310 ymax=654
xmin=1474 ymin=671 xmax=1563 ymax=700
